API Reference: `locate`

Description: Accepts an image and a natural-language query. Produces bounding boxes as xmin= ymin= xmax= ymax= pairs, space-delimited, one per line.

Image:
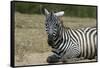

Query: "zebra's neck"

xmin=52 ymin=28 xmax=71 ymax=57
xmin=53 ymin=28 xmax=70 ymax=50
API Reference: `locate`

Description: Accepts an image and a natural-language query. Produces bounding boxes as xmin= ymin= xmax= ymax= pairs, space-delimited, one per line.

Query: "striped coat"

xmin=44 ymin=9 xmax=97 ymax=63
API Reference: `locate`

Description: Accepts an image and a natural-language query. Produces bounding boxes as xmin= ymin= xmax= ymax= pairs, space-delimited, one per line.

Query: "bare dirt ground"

xmin=15 ymin=52 xmax=51 ymax=66
xmin=15 ymin=52 xmax=97 ymax=66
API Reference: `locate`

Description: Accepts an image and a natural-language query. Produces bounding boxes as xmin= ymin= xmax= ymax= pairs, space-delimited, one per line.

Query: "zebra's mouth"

xmin=48 ymin=33 xmax=57 ymax=39
xmin=48 ymin=35 xmax=53 ymax=40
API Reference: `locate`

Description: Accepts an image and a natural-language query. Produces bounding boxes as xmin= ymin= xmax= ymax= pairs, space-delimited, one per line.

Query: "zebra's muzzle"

xmin=48 ymin=35 xmax=53 ymax=40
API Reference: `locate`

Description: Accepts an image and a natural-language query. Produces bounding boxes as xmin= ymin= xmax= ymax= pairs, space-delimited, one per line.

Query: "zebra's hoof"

xmin=47 ymin=55 xmax=60 ymax=63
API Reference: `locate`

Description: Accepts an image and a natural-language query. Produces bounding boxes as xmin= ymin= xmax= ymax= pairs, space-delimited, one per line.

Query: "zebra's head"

xmin=44 ymin=9 xmax=64 ymax=40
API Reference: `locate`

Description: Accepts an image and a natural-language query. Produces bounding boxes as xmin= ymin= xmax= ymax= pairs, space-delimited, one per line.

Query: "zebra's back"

xmin=67 ymin=27 xmax=97 ymax=59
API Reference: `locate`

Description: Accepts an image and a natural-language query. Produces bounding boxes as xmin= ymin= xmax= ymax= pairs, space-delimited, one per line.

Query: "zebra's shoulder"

xmin=64 ymin=26 xmax=96 ymax=32
xmin=78 ymin=27 xmax=97 ymax=33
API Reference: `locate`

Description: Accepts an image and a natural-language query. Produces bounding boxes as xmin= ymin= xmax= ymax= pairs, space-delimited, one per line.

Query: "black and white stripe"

xmin=44 ymin=9 xmax=97 ymax=63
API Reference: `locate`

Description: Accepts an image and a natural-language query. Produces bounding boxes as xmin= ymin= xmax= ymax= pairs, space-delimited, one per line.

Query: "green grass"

xmin=15 ymin=12 xmax=96 ymax=62
xmin=15 ymin=2 xmax=96 ymax=18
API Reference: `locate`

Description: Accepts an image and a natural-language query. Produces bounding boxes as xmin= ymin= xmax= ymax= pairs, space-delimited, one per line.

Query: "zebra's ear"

xmin=44 ymin=9 xmax=49 ymax=15
xmin=55 ymin=11 xmax=64 ymax=17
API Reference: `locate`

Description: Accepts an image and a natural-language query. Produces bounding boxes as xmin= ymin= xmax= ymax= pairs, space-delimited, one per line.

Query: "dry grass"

xmin=15 ymin=12 xmax=96 ymax=66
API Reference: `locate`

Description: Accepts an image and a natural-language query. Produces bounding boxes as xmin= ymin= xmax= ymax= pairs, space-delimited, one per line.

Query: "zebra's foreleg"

xmin=47 ymin=54 xmax=60 ymax=63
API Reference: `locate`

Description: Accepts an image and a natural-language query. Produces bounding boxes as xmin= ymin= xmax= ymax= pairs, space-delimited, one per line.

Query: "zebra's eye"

xmin=45 ymin=23 xmax=48 ymax=26
xmin=55 ymin=23 xmax=58 ymax=27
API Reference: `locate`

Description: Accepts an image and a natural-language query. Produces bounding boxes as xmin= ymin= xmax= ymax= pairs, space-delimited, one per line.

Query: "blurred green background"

xmin=15 ymin=2 xmax=97 ymax=18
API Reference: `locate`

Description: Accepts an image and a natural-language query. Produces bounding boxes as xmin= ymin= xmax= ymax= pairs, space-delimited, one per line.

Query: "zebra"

xmin=44 ymin=9 xmax=97 ymax=63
